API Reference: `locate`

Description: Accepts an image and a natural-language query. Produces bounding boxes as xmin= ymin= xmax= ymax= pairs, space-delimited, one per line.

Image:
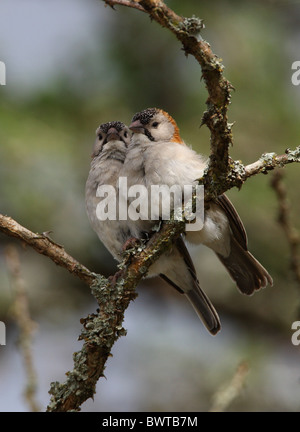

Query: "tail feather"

xmin=160 ymin=273 xmax=221 ymax=335
xmin=159 ymin=236 xmax=221 ymax=335
xmin=217 ymin=237 xmax=273 ymax=295
xmin=184 ymin=284 xmax=221 ymax=335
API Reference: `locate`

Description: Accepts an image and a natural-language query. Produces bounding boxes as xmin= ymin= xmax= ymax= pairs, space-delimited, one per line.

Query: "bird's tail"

xmin=217 ymin=237 xmax=273 ymax=295
xmin=159 ymin=236 xmax=221 ymax=335
xmin=184 ymin=283 xmax=221 ymax=335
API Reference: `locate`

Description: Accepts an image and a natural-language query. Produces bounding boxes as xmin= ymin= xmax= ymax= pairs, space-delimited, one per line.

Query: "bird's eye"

xmin=152 ymin=122 xmax=159 ymax=128
xmin=124 ymin=131 xmax=128 ymax=138
xmin=98 ymin=133 xmax=103 ymax=141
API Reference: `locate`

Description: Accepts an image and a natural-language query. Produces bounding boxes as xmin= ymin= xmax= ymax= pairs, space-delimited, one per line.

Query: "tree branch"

xmin=210 ymin=361 xmax=249 ymax=412
xmin=0 ymin=215 xmax=96 ymax=286
xmin=46 ymin=217 xmax=187 ymax=411
xmin=104 ymin=0 xmax=233 ymax=179
xmin=1 ymin=0 xmax=299 ymax=412
xmin=0 ymin=213 xmax=184 ymax=411
xmin=104 ymin=0 xmax=146 ymax=12
xmin=201 ymin=146 xmax=300 ymax=199
xmin=5 ymin=244 xmax=40 ymax=412
xmin=244 ymin=147 xmax=300 ymax=180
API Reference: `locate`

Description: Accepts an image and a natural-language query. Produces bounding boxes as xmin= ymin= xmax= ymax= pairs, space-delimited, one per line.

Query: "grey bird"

xmin=85 ymin=120 xmax=221 ymax=335
xmin=85 ymin=121 xmax=132 ymax=260
xmin=121 ymin=107 xmax=273 ymax=297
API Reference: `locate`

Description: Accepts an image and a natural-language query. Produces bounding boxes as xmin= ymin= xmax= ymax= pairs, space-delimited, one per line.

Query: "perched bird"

xmin=86 ymin=121 xmax=221 ymax=335
xmin=85 ymin=121 xmax=132 ymax=260
xmin=123 ymin=107 xmax=273 ymax=296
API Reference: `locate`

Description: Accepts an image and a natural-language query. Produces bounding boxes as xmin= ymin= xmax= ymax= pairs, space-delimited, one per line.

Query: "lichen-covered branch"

xmin=46 ymin=219 xmax=185 ymax=411
xmin=200 ymin=146 xmax=300 ymax=200
xmin=102 ymin=0 xmax=300 ymax=191
xmin=0 ymin=213 xmax=184 ymax=411
xmin=103 ymin=0 xmax=233 ymax=180
xmin=0 ymin=215 xmax=96 ymax=286
xmin=244 ymin=147 xmax=300 ymax=179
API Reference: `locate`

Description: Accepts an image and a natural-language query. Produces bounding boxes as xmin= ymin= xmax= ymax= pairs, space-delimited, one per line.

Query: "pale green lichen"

xmin=182 ymin=16 xmax=204 ymax=41
xmin=286 ymin=146 xmax=300 ymax=162
xmin=229 ymin=160 xmax=246 ymax=185
xmin=260 ymin=152 xmax=277 ymax=165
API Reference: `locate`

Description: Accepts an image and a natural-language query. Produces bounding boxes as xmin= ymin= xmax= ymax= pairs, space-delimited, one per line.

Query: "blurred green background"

xmin=0 ymin=0 xmax=300 ymax=412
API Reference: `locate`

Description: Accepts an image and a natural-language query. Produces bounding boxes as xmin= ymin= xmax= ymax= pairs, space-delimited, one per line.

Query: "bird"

xmin=86 ymin=119 xmax=221 ymax=335
xmin=123 ymin=107 xmax=273 ymax=297
xmin=85 ymin=120 xmax=132 ymax=261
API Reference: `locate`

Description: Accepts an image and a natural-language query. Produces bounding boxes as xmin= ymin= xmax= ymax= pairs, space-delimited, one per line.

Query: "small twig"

xmin=244 ymin=148 xmax=300 ymax=179
xmin=104 ymin=0 xmax=146 ymax=12
xmin=5 ymin=244 xmax=40 ymax=412
xmin=209 ymin=361 xmax=249 ymax=412
xmin=201 ymin=146 xmax=300 ymax=199
xmin=270 ymin=170 xmax=300 ymax=288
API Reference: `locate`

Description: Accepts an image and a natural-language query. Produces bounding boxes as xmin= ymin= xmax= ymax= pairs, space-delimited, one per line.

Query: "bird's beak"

xmin=129 ymin=120 xmax=144 ymax=134
xmin=106 ymin=127 xmax=120 ymax=142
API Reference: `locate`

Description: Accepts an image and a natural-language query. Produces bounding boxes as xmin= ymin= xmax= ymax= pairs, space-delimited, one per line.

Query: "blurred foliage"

xmin=0 ymin=0 xmax=300 ymax=412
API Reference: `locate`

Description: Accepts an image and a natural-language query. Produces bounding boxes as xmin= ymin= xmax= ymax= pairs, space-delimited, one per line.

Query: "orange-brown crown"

xmin=159 ymin=109 xmax=184 ymax=144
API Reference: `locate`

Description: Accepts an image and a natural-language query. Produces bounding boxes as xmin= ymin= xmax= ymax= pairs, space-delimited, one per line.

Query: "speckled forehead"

xmin=97 ymin=121 xmax=126 ymax=134
xmin=131 ymin=108 xmax=158 ymax=125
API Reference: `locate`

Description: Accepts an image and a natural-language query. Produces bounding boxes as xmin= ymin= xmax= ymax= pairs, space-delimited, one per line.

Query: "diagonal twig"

xmin=210 ymin=361 xmax=249 ymax=412
xmin=5 ymin=244 xmax=40 ymax=412
xmin=0 ymin=215 xmax=96 ymax=286
xmin=270 ymin=170 xmax=300 ymax=288
xmin=104 ymin=0 xmax=146 ymax=12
